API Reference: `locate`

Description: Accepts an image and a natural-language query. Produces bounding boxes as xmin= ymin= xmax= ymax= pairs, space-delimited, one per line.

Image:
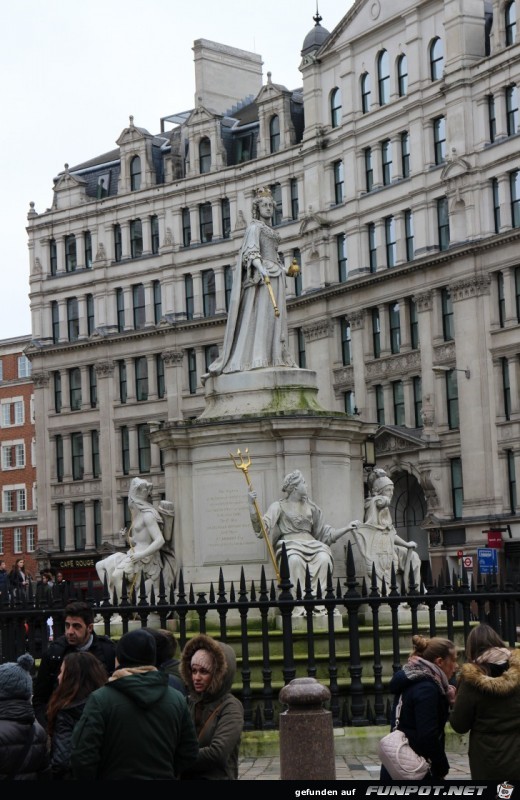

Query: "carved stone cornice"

xmin=95 ymin=361 xmax=114 ymax=377
xmin=433 ymin=341 xmax=456 ymax=363
xmin=162 ymin=350 xmax=184 ymax=365
xmin=376 ymin=432 xmax=417 ymax=455
xmin=332 ymin=365 xmax=354 ymax=387
xmin=302 ymin=319 xmax=334 ymax=341
xmin=450 ymin=275 xmax=491 ymax=302
xmin=365 ymin=351 xmax=421 ymax=380
xmin=412 ymin=290 xmax=433 ymax=312
xmin=349 ymin=310 xmax=365 ymax=330
xmin=32 ymin=371 xmax=50 ymax=388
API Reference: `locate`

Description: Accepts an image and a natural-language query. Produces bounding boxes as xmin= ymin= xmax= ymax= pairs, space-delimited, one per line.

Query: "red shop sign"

xmin=487 ymin=530 xmax=503 ymax=549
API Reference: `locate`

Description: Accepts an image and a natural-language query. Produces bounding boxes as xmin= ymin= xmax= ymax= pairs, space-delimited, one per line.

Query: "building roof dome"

xmin=301 ymin=11 xmax=330 ymax=57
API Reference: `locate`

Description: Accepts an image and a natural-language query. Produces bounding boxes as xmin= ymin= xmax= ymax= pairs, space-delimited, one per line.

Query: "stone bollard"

xmin=279 ymin=677 xmax=336 ymax=780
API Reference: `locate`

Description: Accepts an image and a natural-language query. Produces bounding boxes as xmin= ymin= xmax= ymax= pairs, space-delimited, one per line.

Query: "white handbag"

xmin=377 ymin=695 xmax=431 ymax=780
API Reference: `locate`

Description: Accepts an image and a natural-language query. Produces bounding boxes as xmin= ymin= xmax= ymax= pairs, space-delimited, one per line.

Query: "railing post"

xmin=279 ymin=677 xmax=335 ymax=780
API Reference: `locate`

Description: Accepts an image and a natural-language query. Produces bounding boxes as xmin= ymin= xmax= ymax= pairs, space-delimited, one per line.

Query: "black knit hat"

xmin=116 ymin=629 xmax=156 ymax=667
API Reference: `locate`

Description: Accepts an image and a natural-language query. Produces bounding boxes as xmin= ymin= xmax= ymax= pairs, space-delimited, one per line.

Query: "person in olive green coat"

xmin=450 ymin=623 xmax=520 ymax=780
xmin=180 ymin=633 xmax=244 ymax=780
xmin=70 ymin=628 xmax=198 ymax=780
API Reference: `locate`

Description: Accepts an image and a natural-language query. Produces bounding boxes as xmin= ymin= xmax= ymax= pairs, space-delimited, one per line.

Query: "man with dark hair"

xmin=0 ymin=560 xmax=9 ymax=604
xmin=32 ymin=600 xmax=115 ymax=729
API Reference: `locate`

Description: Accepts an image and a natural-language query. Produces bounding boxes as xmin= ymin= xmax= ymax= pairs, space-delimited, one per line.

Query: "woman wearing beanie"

xmin=450 ymin=623 xmax=520 ymax=779
xmin=0 ymin=653 xmax=50 ymax=780
xmin=180 ymin=633 xmax=244 ymax=780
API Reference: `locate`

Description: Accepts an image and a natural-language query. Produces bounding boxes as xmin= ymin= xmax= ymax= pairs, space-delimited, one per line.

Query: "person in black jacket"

xmin=380 ymin=634 xmax=458 ymax=781
xmin=32 ymin=600 xmax=115 ymax=729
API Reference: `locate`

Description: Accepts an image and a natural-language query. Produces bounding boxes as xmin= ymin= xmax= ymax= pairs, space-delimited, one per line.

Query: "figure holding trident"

xmin=230 ymin=449 xmax=281 ymax=583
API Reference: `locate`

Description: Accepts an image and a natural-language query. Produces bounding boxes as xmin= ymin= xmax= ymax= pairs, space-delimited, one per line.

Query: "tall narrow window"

xmin=296 ymin=328 xmax=306 ymax=368
xmin=372 ymin=308 xmax=381 ymax=358
xmin=52 ymin=301 xmax=59 ymax=344
xmin=56 ymin=435 xmax=64 ymax=482
xmin=50 ymin=238 xmax=58 ymax=276
xmin=121 ymin=426 xmax=130 ymax=475
xmin=389 ymin=302 xmax=401 ymax=354
xmin=118 ymin=360 xmax=127 ymax=404
xmin=451 ymin=457 xmax=463 ymax=519
xmin=492 ymin=177 xmax=501 ymax=233
xmin=137 ymin=424 xmax=151 ymax=473
xmin=333 ymin=160 xmax=344 ymax=204
xmin=341 ymin=318 xmax=352 ymax=366
xmin=375 ymin=385 xmax=385 ymax=424
xmin=132 ymin=283 xmax=145 ymax=329
xmin=86 ymin=293 xmax=95 ymax=335
xmin=116 ymin=287 xmax=125 ymax=332
xmin=515 ymin=267 xmax=520 ymax=322
xmin=135 ymin=356 xmax=149 ymax=401
xmin=67 ymin=298 xmax=79 ymax=342
xmin=130 ymin=219 xmax=143 ymax=258
xmin=397 ymin=54 xmax=408 ymax=97
xmin=382 ymin=139 xmax=392 ymax=185
xmin=89 ymin=365 xmax=97 ymax=408
xmin=507 ymin=449 xmax=517 ymax=513
xmin=344 ymin=391 xmax=356 ymax=415
xmin=73 ymin=502 xmax=86 ymax=550
xmin=290 ymin=179 xmax=299 ymax=220
xmin=433 ymin=116 xmax=446 ymax=165
xmin=185 ymin=274 xmax=194 ymax=320
xmin=377 ymin=50 xmax=390 ymax=105
xmin=94 ymin=499 xmax=102 ymax=547
xmin=392 ymin=380 xmax=405 ymax=425
xmin=113 ymin=224 xmax=122 ymax=262
xmin=368 ymin=223 xmax=377 ymax=272
xmin=58 ymin=504 xmax=66 ymax=551
xmin=385 ymin=217 xmax=396 ymax=267
xmin=361 ymin=72 xmax=371 ymax=113
xmin=69 ymin=368 xmax=82 ymax=411
xmin=221 ymin=198 xmax=231 ymax=239
xmin=153 ymin=280 xmax=162 ymax=324
xmin=182 ymin=207 xmax=191 ymax=247
xmin=54 ymin=371 xmax=62 ymax=414
xmin=498 ymin=272 xmax=506 ymax=328
xmin=506 ymin=85 xmax=518 ymax=135
xmin=337 ymin=234 xmax=347 ymax=282
xmin=199 ymin=137 xmax=211 ymax=173
xmin=437 ymin=197 xmax=450 ymax=251
xmin=364 ymin=148 xmax=373 ymax=192
xmin=330 ymin=87 xmax=342 ymax=127
xmin=405 ymin=209 xmax=414 ymax=261
xmin=224 ymin=265 xmax=233 ymax=311
xmin=502 ymin=357 xmax=512 ymax=420
xmin=446 ymin=370 xmax=460 ymax=429
xmin=199 ymin=202 xmax=213 ymax=243
xmin=64 ymin=235 xmax=77 ymax=272
xmin=270 ymin=183 xmax=283 ymax=225
xmin=441 ymin=288 xmax=454 ymax=341
xmin=187 ymin=348 xmax=197 ymax=394
xmin=150 ymin=215 xmax=159 ymax=254
xmin=130 ymin=156 xmax=141 ymax=191
xmin=204 ymin=345 xmax=219 ymax=372
xmin=409 ymin=297 xmax=419 ymax=349
xmin=202 ymin=269 xmax=216 ymax=317
xmin=401 ymin=131 xmax=410 ymax=178
xmin=488 ymin=95 xmax=496 ymax=143
xmin=430 ymin=37 xmax=444 ymax=81
xmin=510 ymin=169 xmax=520 ymax=227
xmin=84 ymin=231 xmax=92 ymax=268
xmin=269 ymin=115 xmax=280 ymax=153
xmin=71 ymin=433 xmax=84 ymax=481
xmin=91 ymin=430 xmax=100 ymax=479
xmin=413 ymin=376 xmax=423 ymax=427
xmin=156 ymin=354 xmax=165 ymax=398
xmin=506 ymin=1 xmax=517 ymax=46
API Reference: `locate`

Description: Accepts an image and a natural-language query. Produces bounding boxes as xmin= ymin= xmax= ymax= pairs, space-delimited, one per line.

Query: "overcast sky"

xmin=0 ymin=0 xmax=351 ymax=341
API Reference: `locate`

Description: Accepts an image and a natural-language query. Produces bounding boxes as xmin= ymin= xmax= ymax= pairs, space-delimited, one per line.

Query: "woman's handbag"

xmin=377 ymin=695 xmax=430 ymax=780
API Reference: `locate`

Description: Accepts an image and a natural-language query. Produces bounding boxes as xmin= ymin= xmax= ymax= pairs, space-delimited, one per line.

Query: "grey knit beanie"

xmin=0 ymin=653 xmax=34 ymax=700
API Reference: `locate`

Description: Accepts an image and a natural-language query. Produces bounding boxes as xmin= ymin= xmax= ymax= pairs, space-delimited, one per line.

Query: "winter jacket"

xmin=386 ymin=667 xmax=451 ymax=778
xmin=0 ymin=569 xmax=9 ymax=602
xmin=0 ymin=698 xmax=50 ymax=780
xmin=50 ymin=699 xmax=86 ymax=780
xmin=450 ymin=648 xmax=520 ymax=779
xmin=32 ymin=632 xmax=116 ymax=728
xmin=70 ymin=668 xmax=199 ymax=779
xmin=180 ymin=633 xmax=244 ymax=780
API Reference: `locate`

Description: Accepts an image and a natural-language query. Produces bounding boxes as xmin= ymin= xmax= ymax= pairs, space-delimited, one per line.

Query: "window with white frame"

xmin=14 ymin=527 xmax=22 ymax=553
xmin=0 ymin=530 xmax=3 ymax=553
xmin=2 ymin=441 xmax=25 ymax=469
xmin=18 ymin=355 xmax=31 ymax=378
xmin=1 ymin=399 xmax=24 ymax=427
xmin=26 ymin=526 xmax=35 ymax=552
xmin=3 ymin=487 xmax=26 ymax=512
xmin=0 ymin=360 xmax=3 ymax=382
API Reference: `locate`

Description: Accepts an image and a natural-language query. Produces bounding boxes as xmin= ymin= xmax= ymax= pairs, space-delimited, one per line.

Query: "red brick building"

xmin=0 ymin=336 xmax=38 ymax=581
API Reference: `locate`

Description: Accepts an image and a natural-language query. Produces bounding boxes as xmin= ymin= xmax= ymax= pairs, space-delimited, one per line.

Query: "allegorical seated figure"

xmin=349 ymin=468 xmax=422 ymax=594
xmin=248 ymin=470 xmax=358 ymax=616
xmin=96 ymin=477 xmax=176 ymax=601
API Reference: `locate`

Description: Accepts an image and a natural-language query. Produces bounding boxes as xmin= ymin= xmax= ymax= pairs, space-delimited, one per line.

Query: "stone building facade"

xmin=26 ymin=0 xmax=520 ymax=584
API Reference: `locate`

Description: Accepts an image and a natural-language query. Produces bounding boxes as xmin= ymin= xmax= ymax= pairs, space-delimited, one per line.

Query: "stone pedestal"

xmin=279 ymin=677 xmax=335 ymax=780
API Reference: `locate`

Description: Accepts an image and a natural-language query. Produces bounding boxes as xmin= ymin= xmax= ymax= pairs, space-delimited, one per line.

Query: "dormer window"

xmin=199 ymin=138 xmax=211 ymax=174
xmin=270 ymin=115 xmax=280 ymax=153
xmin=130 ymin=156 xmax=141 ymax=191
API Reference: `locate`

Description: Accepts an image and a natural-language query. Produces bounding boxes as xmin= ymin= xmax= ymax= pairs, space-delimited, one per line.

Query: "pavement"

xmin=238 ymin=751 xmax=471 ymax=780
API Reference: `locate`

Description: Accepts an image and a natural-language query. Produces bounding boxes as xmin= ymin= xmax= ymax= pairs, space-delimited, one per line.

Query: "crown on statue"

xmin=255 ymin=187 xmax=273 ymax=199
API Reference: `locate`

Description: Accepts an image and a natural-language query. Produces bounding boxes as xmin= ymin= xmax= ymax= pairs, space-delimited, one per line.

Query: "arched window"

xmin=506 ymin=1 xmax=517 ymax=46
xmin=269 ymin=115 xmax=280 ymax=153
xmin=430 ymin=38 xmax=444 ymax=81
xmin=397 ymin=54 xmax=408 ymax=97
xmin=130 ymin=156 xmax=141 ymax=191
xmin=199 ymin=137 xmax=211 ymax=173
xmin=330 ymin=87 xmax=342 ymax=127
xmin=377 ymin=50 xmax=390 ymax=105
xmin=361 ymin=72 xmax=371 ymax=113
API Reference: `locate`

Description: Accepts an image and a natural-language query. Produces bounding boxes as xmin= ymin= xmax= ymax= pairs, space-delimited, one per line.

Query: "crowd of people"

xmin=1 ymin=596 xmax=519 ymax=780
xmin=0 ymin=561 xmax=69 ymax=605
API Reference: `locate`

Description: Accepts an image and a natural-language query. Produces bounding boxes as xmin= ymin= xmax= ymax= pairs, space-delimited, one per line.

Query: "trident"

xmin=230 ymin=448 xmax=281 ymax=583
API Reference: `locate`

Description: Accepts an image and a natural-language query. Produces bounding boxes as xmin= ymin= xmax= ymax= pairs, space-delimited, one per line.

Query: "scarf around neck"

xmin=404 ymin=654 xmax=451 ymax=697
xmin=475 ymin=646 xmax=511 ymax=666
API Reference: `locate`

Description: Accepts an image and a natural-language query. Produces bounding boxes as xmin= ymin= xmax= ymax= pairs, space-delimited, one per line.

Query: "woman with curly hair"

xmin=380 ymin=635 xmax=458 ymax=781
xmin=450 ymin=623 xmax=520 ymax=779
xmin=47 ymin=651 xmax=108 ymax=779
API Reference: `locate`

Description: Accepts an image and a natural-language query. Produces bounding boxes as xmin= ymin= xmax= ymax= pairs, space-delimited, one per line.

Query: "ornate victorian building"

xmin=26 ymin=1 xmax=520 ymax=583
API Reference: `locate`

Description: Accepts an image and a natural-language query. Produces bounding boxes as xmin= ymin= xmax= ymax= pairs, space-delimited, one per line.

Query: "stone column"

xmin=279 ymin=678 xmax=335 ymax=780
xmin=163 ymin=350 xmax=185 ymax=420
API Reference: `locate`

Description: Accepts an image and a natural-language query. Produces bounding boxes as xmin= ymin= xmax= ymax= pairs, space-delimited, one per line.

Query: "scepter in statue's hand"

xmin=229 ymin=448 xmax=281 ymax=583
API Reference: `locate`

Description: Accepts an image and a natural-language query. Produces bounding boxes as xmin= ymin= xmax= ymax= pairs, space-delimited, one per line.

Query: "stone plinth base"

xmin=275 ymin=611 xmax=344 ymax=632
xmin=358 ymin=602 xmax=447 ymax=627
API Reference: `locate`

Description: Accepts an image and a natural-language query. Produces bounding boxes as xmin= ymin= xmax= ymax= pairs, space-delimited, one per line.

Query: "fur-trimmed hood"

xmin=457 ymin=648 xmax=520 ymax=696
xmin=180 ymin=634 xmax=236 ymax=700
